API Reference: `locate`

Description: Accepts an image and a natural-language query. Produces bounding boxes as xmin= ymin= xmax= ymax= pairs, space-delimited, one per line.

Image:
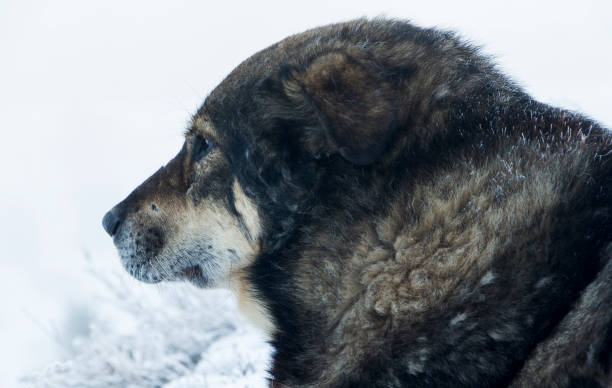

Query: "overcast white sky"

xmin=0 ymin=1 xmax=610 ymax=386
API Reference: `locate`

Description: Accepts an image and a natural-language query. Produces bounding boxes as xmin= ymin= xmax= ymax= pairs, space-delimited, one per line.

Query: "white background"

xmin=1 ymin=1 xmax=611 ymax=386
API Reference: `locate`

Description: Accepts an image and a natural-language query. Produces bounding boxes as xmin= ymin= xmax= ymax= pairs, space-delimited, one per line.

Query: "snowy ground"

xmin=21 ymin=256 xmax=271 ymax=388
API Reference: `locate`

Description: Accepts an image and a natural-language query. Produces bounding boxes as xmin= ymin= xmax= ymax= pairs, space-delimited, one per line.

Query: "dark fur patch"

xmin=281 ymin=49 xmax=398 ymax=164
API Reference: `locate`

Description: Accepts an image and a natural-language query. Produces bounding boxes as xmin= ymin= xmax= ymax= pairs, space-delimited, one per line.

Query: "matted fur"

xmin=104 ymin=18 xmax=612 ymax=387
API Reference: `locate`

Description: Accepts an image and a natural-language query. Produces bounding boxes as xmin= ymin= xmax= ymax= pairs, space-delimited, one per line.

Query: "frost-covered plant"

xmin=22 ymin=259 xmax=271 ymax=388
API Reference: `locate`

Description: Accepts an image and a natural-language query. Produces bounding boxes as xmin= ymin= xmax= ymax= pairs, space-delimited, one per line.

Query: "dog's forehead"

xmin=196 ymin=19 xmax=402 ymax=139
xmin=200 ymin=21 xmax=363 ymax=117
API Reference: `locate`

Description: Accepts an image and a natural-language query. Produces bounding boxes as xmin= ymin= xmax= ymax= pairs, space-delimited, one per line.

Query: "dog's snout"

xmin=102 ymin=210 xmax=122 ymax=237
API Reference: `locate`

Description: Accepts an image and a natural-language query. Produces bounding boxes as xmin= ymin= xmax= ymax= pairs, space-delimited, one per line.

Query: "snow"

xmin=21 ymin=257 xmax=271 ymax=387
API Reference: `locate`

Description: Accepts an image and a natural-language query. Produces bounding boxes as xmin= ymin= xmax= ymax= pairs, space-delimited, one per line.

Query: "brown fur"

xmin=104 ymin=18 xmax=612 ymax=387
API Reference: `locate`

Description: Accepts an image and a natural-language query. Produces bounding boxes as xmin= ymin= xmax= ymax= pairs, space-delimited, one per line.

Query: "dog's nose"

xmin=102 ymin=210 xmax=122 ymax=237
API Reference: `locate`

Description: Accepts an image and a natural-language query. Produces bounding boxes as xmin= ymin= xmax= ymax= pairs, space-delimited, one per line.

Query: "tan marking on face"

xmin=129 ymin=150 xmax=260 ymax=287
xmin=226 ymin=178 xmax=273 ymax=333
xmin=232 ymin=179 xmax=261 ymax=244
xmin=148 ymin=197 xmax=258 ymax=286
xmin=192 ymin=115 xmax=216 ymax=138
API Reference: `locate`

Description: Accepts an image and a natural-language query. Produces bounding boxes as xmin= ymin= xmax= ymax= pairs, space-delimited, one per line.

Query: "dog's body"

xmin=103 ymin=19 xmax=612 ymax=387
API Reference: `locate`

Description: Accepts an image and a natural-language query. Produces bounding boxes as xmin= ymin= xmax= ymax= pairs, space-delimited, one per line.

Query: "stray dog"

xmin=103 ymin=18 xmax=612 ymax=387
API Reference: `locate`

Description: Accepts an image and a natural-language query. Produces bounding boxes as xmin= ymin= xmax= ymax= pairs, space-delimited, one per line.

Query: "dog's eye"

xmin=192 ymin=136 xmax=216 ymax=162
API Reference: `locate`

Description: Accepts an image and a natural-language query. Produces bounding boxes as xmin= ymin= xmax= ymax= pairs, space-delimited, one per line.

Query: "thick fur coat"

xmin=103 ymin=19 xmax=612 ymax=387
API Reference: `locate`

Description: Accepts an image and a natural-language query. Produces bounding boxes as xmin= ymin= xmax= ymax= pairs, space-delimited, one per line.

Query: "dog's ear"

xmin=280 ymin=50 xmax=396 ymax=165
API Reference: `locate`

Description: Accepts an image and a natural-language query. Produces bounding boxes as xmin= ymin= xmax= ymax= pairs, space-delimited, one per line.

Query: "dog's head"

xmin=103 ymin=20 xmax=439 ymax=293
xmin=102 ymin=115 xmax=262 ymax=287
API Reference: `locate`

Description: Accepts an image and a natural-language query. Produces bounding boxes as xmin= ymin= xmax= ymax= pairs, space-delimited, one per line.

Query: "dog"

xmin=103 ymin=18 xmax=612 ymax=387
